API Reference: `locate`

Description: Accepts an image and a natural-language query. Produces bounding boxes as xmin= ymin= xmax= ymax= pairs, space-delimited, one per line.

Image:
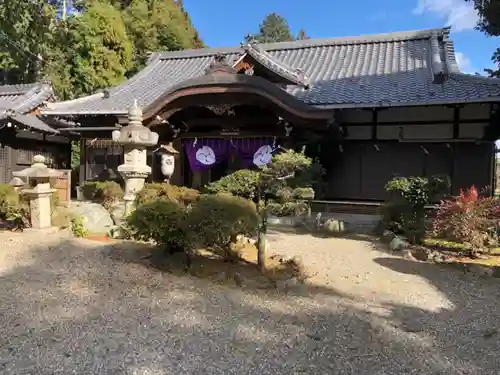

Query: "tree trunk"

xmin=257 ymin=201 xmax=268 ymax=272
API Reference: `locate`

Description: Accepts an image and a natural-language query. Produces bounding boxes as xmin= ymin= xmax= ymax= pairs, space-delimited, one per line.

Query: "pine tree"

xmin=246 ymin=13 xmax=295 ymax=43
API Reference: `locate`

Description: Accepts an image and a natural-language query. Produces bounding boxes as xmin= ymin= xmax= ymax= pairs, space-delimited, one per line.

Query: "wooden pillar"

xmin=5 ymin=144 xmax=13 ymax=184
xmin=79 ymin=140 xmax=86 ymax=187
xmin=191 ymin=172 xmax=202 ymax=189
xmin=171 ymin=138 xmax=183 ymax=186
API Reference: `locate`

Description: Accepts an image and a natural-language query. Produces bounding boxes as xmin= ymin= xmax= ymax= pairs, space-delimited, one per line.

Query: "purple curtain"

xmin=184 ymin=138 xmax=230 ymax=172
xmin=232 ymin=138 xmax=274 ymax=168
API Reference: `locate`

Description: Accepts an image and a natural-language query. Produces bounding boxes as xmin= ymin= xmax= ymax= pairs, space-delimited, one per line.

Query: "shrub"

xmin=71 ymin=215 xmax=88 ymax=238
xmin=136 ymin=183 xmax=199 ymax=206
xmin=126 ymin=199 xmax=191 ymax=252
xmin=187 ymin=194 xmax=259 ymax=259
xmin=0 ymin=184 xmax=29 ymax=229
xmin=381 ymin=175 xmax=450 ymax=244
xmin=432 ymin=186 xmax=500 ymax=253
xmin=204 ymin=169 xmax=260 ymax=200
xmin=266 ymin=201 xmax=309 ymax=217
xmin=259 ymin=150 xmax=323 ymax=218
xmin=82 ymin=181 xmax=123 ymax=208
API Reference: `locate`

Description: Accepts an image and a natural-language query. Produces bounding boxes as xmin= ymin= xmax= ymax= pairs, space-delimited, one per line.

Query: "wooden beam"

xmin=183 ymin=116 xmax=278 ymax=128
xmin=342 ymin=118 xmax=490 ymax=127
xmin=177 ymin=130 xmax=283 ymax=139
xmin=371 ymin=109 xmax=377 ymax=140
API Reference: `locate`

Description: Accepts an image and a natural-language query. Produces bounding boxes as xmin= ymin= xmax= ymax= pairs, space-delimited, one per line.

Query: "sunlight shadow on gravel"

xmin=0 ymin=231 xmax=498 ymax=373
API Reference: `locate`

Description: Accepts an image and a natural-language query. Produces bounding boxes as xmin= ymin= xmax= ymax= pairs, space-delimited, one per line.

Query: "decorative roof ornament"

xmin=242 ymin=42 xmax=309 ymax=88
xmin=205 ymin=53 xmax=237 ymax=75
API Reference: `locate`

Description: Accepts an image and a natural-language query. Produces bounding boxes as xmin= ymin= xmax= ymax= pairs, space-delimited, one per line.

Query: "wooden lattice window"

xmin=85 ymin=139 xmax=123 ymax=181
xmin=0 ymin=144 xmax=8 ymax=184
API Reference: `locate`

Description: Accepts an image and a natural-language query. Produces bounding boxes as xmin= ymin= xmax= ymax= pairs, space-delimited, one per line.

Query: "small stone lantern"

xmin=13 ymin=155 xmax=60 ymax=229
xmin=9 ymin=177 xmax=25 ymax=193
xmin=112 ymin=100 xmax=159 ymax=215
xmin=158 ymin=142 xmax=179 ymax=184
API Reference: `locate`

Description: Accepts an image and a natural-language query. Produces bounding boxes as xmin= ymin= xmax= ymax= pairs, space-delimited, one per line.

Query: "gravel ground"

xmin=0 ymin=229 xmax=499 ymax=374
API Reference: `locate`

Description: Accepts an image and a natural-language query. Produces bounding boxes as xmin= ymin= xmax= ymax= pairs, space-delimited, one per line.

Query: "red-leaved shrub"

xmin=432 ymin=186 xmax=500 ymax=253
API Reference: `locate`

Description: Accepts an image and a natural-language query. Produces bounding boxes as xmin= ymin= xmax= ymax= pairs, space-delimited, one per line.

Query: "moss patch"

xmin=145 ymin=241 xmax=302 ymax=287
xmin=423 ymin=238 xmax=500 ymax=255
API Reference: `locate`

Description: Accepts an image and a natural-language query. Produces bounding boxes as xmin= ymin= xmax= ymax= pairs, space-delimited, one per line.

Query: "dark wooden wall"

xmin=0 ymin=136 xmax=71 ymax=185
xmin=82 ymin=139 xmax=123 ymax=182
xmin=78 ymin=102 xmax=497 ymax=201
xmin=322 ymin=141 xmax=494 ymax=201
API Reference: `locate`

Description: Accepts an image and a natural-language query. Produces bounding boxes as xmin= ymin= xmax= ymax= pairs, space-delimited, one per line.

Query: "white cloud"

xmin=413 ymin=0 xmax=478 ymax=31
xmin=455 ymin=51 xmax=475 ymax=73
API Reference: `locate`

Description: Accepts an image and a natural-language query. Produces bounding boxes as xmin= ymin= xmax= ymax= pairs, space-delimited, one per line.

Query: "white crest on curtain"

xmin=253 ymin=145 xmax=273 ymax=166
xmin=196 ymin=145 xmax=216 ymax=165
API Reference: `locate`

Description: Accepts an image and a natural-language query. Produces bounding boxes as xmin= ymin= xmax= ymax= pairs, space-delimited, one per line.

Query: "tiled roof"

xmin=42 ymin=27 xmax=500 ymax=116
xmin=10 ymin=114 xmax=59 ymax=134
xmin=0 ymin=83 xmax=58 ymax=133
xmin=0 ymin=83 xmax=53 ymax=117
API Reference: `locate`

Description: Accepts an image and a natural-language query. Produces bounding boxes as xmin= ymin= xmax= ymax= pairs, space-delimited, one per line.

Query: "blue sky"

xmin=183 ymin=0 xmax=498 ymax=75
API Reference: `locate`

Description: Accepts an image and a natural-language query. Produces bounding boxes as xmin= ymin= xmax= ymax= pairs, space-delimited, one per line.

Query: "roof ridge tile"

xmin=155 ymin=27 xmax=450 ymax=60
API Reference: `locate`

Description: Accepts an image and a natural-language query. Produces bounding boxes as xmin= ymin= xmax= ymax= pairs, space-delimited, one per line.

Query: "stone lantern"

xmin=157 ymin=142 xmax=179 ymax=184
xmin=112 ymin=100 xmax=158 ymax=215
xmin=9 ymin=177 xmax=25 ymax=193
xmin=13 ymin=155 xmax=60 ymax=229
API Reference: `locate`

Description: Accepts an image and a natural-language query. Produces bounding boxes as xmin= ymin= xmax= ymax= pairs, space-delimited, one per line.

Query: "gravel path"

xmin=0 ymin=229 xmax=499 ymax=374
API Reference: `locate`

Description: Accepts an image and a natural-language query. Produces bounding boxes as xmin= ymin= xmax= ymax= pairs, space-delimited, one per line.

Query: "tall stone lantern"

xmin=13 ymin=155 xmax=61 ymax=229
xmin=112 ymin=100 xmax=159 ymax=215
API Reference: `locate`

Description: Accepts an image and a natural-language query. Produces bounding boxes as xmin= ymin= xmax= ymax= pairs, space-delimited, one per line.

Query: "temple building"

xmin=0 ymin=83 xmax=71 ymax=184
xmin=40 ymin=27 xmax=500 ymax=209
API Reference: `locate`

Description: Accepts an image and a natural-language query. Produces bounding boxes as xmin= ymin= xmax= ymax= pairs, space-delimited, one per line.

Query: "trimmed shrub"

xmin=432 ymin=186 xmax=500 ymax=253
xmin=266 ymin=201 xmax=309 ymax=217
xmin=126 ymin=199 xmax=191 ymax=252
xmin=187 ymin=194 xmax=259 ymax=259
xmin=381 ymin=175 xmax=450 ymax=244
xmin=82 ymin=181 xmax=123 ymax=208
xmin=204 ymin=169 xmax=260 ymax=200
xmin=136 ymin=183 xmax=199 ymax=206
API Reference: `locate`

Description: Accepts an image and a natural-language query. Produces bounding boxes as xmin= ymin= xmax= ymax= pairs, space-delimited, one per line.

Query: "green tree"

xmin=0 ymin=0 xmax=57 ymax=84
xmin=0 ymin=0 xmax=204 ymax=99
xmin=122 ymin=0 xmax=204 ymax=74
xmin=256 ymin=150 xmax=324 ymax=270
xmin=49 ymin=1 xmax=133 ymax=98
xmin=466 ymin=0 xmax=500 ymax=77
xmin=246 ymin=13 xmax=295 ymax=43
